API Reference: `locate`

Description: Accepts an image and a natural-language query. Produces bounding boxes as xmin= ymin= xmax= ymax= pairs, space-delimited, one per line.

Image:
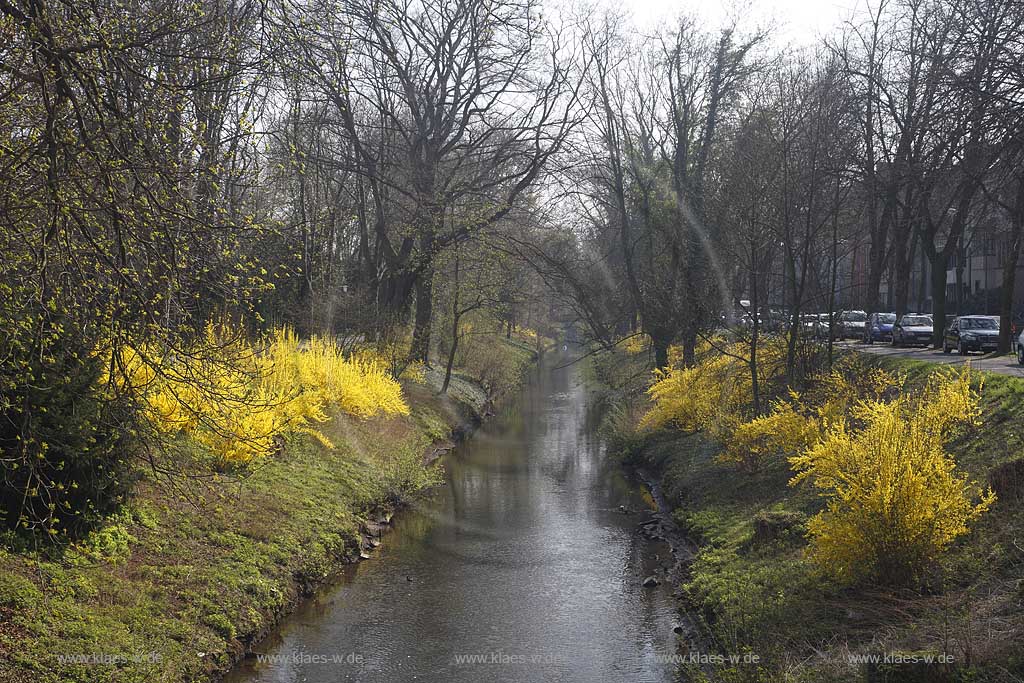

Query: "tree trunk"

xmin=918 ymin=246 xmax=929 ymax=312
xmin=441 ymin=251 xmax=461 ymax=393
xmin=410 ymin=273 xmax=434 ymax=364
xmin=998 ymin=250 xmax=1020 ymax=354
xmin=441 ymin=314 xmax=459 ymax=394
xmin=828 ymin=191 xmax=839 ymax=369
xmin=892 ymin=227 xmax=917 ymax=317
xmin=998 ymin=179 xmax=1024 ymax=353
xmin=749 ymin=261 xmax=761 ymax=415
xmin=865 ymin=243 xmax=885 ymax=319
xmin=408 ymin=201 xmax=439 ymax=363
xmin=680 ymin=330 xmax=696 ymax=367
xmin=930 ymin=251 xmax=950 ymax=347
xmin=785 ymin=304 xmax=801 ymax=384
xmin=954 ymin=235 xmax=965 ymax=316
xmin=652 ymin=333 xmax=670 ymax=370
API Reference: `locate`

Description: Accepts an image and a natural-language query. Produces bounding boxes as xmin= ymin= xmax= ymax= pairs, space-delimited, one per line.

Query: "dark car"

xmin=864 ymin=312 xmax=897 ymax=343
xmin=892 ymin=314 xmax=934 ymax=347
xmin=943 ymin=315 xmax=999 ymax=355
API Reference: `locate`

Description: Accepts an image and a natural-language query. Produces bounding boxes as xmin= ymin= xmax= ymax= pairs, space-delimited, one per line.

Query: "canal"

xmin=226 ymin=355 xmax=682 ymax=683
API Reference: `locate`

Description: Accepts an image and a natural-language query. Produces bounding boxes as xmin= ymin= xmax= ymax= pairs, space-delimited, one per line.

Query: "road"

xmin=835 ymin=340 xmax=1024 ymax=377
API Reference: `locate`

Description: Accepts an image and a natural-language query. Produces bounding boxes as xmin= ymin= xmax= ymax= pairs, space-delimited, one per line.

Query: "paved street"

xmin=836 ymin=340 xmax=1024 ymax=377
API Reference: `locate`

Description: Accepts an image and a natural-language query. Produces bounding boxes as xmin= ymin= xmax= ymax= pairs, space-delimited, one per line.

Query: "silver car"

xmin=892 ymin=314 xmax=933 ymax=347
xmin=838 ymin=310 xmax=866 ymax=340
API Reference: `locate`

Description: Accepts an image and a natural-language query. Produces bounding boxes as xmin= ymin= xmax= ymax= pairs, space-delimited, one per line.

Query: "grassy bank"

xmin=0 ymin=336 xmax=537 ymax=683
xmin=594 ymin=347 xmax=1024 ymax=683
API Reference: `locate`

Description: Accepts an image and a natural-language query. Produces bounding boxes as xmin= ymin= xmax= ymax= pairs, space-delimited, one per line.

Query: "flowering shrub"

xmin=639 ymin=340 xmax=994 ymax=585
xmin=398 ymin=359 xmax=428 ymax=384
xmin=640 ymin=352 xmax=745 ymax=433
xmin=721 ymin=395 xmax=818 ymax=472
xmin=640 ymin=337 xmax=788 ymax=439
xmin=107 ymin=326 xmax=409 ymax=465
xmin=623 ymin=334 xmax=649 ymax=355
xmin=270 ymin=330 xmax=409 ymax=420
xmin=516 ymin=327 xmax=539 ymax=342
xmin=789 ymin=369 xmax=994 ymax=584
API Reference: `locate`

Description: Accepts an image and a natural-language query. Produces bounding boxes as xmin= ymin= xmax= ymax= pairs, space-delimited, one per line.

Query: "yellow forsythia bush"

xmin=267 ymin=330 xmax=410 ymax=420
xmin=638 ymin=340 xmax=992 ymax=584
xmin=623 ymin=334 xmax=649 ymax=355
xmin=108 ymin=326 xmax=409 ymax=465
xmin=789 ymin=369 xmax=995 ymax=584
xmin=516 ymin=327 xmax=539 ymax=342
xmin=799 ymin=364 xmax=906 ymax=433
xmin=721 ymin=395 xmax=819 ymax=472
xmin=640 ymin=352 xmax=744 ymax=433
xmin=640 ymin=338 xmax=788 ymax=438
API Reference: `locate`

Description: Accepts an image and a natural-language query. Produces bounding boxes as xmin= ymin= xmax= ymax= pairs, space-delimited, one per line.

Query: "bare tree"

xmin=276 ymin=0 xmax=582 ymax=361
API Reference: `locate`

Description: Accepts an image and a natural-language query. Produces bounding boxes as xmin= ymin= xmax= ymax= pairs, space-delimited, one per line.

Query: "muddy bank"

xmin=626 ymin=467 xmax=709 ymax=654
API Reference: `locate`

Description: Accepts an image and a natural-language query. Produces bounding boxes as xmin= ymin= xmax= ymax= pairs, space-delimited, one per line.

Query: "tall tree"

xmin=277 ymin=0 xmax=581 ymax=361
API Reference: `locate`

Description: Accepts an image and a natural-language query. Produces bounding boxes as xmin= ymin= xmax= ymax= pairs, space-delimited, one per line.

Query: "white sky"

xmin=613 ymin=0 xmax=863 ymax=46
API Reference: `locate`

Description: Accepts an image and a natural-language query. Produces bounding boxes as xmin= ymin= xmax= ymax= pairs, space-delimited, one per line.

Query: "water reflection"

xmin=226 ymin=355 xmax=681 ymax=683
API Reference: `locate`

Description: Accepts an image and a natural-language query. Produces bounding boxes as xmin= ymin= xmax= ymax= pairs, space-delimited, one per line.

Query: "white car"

xmin=1018 ymin=328 xmax=1024 ymax=366
xmin=838 ymin=310 xmax=867 ymax=340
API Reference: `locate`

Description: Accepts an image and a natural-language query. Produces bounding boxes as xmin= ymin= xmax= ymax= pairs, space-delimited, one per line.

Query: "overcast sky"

xmin=611 ymin=0 xmax=862 ymax=46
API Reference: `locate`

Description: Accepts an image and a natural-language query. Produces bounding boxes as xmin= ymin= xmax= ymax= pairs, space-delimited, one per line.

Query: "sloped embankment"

xmin=596 ymin=350 xmax=1024 ymax=682
xmin=0 ymin=338 xmax=538 ymax=683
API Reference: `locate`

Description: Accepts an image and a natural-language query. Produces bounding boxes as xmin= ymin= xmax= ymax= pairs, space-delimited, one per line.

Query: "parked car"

xmin=1017 ymin=328 xmax=1024 ymax=365
xmin=765 ymin=309 xmax=788 ymax=332
xmin=838 ymin=310 xmax=866 ymax=340
xmin=864 ymin=312 xmax=897 ymax=343
xmin=943 ymin=315 xmax=999 ymax=355
xmin=800 ymin=314 xmax=818 ymax=337
xmin=814 ymin=312 xmax=838 ymax=340
xmin=811 ymin=313 xmax=827 ymax=339
xmin=892 ymin=314 xmax=934 ymax=347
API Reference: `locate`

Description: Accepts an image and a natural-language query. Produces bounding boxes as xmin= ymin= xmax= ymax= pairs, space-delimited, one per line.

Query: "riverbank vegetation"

xmin=595 ymin=338 xmax=1024 ymax=681
xmin=0 ymin=331 xmax=537 ymax=683
xmin=0 ymin=4 xmax=557 ymax=677
xmin=1 ymin=0 xmax=561 ymax=542
xmin=107 ymin=327 xmax=412 ymax=468
xmin=3 ymin=0 xmax=1024 ymax=681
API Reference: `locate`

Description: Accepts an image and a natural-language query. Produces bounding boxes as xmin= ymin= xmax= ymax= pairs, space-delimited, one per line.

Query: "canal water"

xmin=225 ymin=354 xmax=681 ymax=683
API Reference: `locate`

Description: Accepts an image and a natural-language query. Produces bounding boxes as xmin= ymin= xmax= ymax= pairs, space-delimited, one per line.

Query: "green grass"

xmin=0 ymin=335 xmax=536 ymax=683
xmin=0 ymin=416 xmax=405 ymax=683
xmin=595 ymin=347 xmax=1024 ymax=683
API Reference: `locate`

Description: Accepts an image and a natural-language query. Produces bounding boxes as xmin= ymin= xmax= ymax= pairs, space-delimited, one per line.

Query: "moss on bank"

xmin=595 ymin=349 xmax=1024 ymax=683
xmin=0 ymin=337 xmax=536 ymax=683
